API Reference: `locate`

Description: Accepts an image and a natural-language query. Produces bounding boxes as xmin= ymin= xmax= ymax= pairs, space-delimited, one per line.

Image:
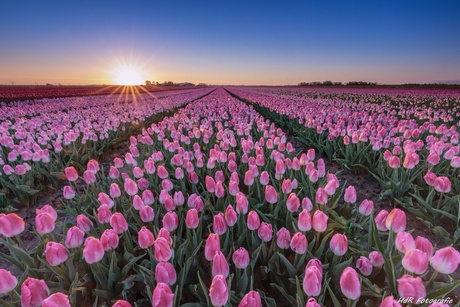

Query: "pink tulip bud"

xmin=276 ymin=227 xmax=291 ymax=249
xmin=175 ymin=167 xmax=184 ymax=179
xmin=209 ymin=275 xmax=229 ymax=307
xmin=154 ymin=237 xmax=173 ymax=262
xmin=98 ymin=192 xmax=114 ymax=208
xmin=225 ymin=205 xmax=237 ymax=227
xmin=138 ymin=226 xmax=155 ymax=249
xmin=433 ymin=176 xmax=451 ymax=193
xmin=83 ymin=170 xmax=96 ymax=184
xmin=65 ymin=226 xmax=85 ymax=248
xmin=339 ymin=267 xmax=361 ymax=300
xmin=379 ymin=296 xmax=402 ymax=307
xmin=212 ymin=251 xmax=230 ymax=277
xmin=157 ymin=228 xmax=172 ymax=245
xmin=305 ymin=297 xmax=322 ymax=307
xmin=232 ymin=247 xmax=250 ymax=269
xmin=36 ymin=204 xmax=58 ymax=221
xmin=83 ymin=237 xmax=104 ymax=263
xmin=152 ymin=283 xmax=174 ymax=307
xmin=312 ymin=210 xmax=328 ymax=232
xmin=298 ymin=209 xmax=312 ymax=232
xmin=286 ymin=193 xmax=300 ymax=212
xmin=315 ymin=187 xmax=328 ymax=205
xmin=385 ymin=208 xmax=406 ymax=233
xmin=100 ymin=229 xmax=119 ymax=251
xmin=388 ymin=156 xmax=400 ymax=168
xmin=112 ymin=300 xmax=132 ymax=307
xmin=324 ymin=179 xmax=338 ymax=195
xmin=124 ymin=178 xmax=138 ymax=196
xmin=21 ymin=277 xmax=50 ymax=307
xmin=0 ymin=213 xmax=25 ymax=237
xmin=344 ymin=185 xmax=357 ymax=203
xmin=63 ymin=185 xmax=75 ymax=199
xmin=423 ymin=170 xmax=437 ymax=186
xmin=185 ymin=209 xmax=199 ymax=229
xmin=36 ymin=212 xmax=55 ymax=234
xmin=402 ymin=249 xmax=428 ymax=274
xmin=247 ymin=210 xmax=261 ymax=230
xmin=205 ymin=233 xmax=221 ymax=261
xmin=330 ymin=233 xmax=348 ymax=256
xmin=415 ymin=236 xmax=434 ymax=259
xmin=173 ymin=191 xmax=185 ymax=206
xmin=132 ymin=195 xmax=145 ymax=210
xmin=109 ymin=183 xmax=121 ymax=198
xmin=109 ymin=166 xmax=120 ymax=179
xmin=139 ymin=205 xmax=155 ymax=223
xmin=236 ymin=192 xmax=249 ymax=215
xmin=0 ymin=269 xmax=17 ymax=295
xmin=303 ymin=262 xmax=322 ymax=296
xmin=265 ymin=185 xmax=278 ymax=204
xmin=162 ymin=211 xmax=179 ymax=232
xmin=430 ymin=246 xmax=460 ymax=274
xmin=244 ymin=170 xmax=255 ymax=186
xmin=374 ymin=209 xmax=389 ymax=231
xmin=239 ymin=290 xmax=261 ymax=307
xmin=397 ymin=275 xmax=426 ymax=303
xmin=369 ymin=251 xmax=384 ymax=267
xmin=290 ymin=232 xmax=307 ymax=254
xmin=358 ymin=199 xmax=373 ymax=216
xmin=205 ymin=175 xmax=216 ymax=192
xmin=65 ymin=166 xmax=79 ymax=181
xmin=426 ymin=153 xmax=440 ymax=165
xmin=213 ymin=213 xmax=228 ymax=235
xmin=356 ymin=256 xmax=372 ymax=276
xmin=259 ymin=171 xmax=270 ymax=185
xmin=214 ymin=181 xmax=225 ymax=198
xmin=45 ymin=242 xmax=68 ymax=266
xmin=302 ymin=197 xmax=313 ymax=211
xmin=109 ymin=212 xmax=128 ymax=233
xmin=142 ymin=190 xmax=155 ymax=205
xmin=395 ymin=231 xmax=415 ymax=254
xmin=161 ymin=179 xmax=173 ymax=191
xmin=257 ymin=222 xmax=273 ymax=242
xmin=155 ymin=262 xmax=177 ymax=285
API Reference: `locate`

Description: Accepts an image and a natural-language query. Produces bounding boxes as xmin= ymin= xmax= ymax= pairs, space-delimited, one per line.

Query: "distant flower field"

xmin=1 ymin=86 xmax=459 ymax=306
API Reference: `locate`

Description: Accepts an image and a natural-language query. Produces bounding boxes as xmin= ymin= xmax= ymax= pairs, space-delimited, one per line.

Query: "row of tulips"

xmin=226 ymin=87 xmax=460 ymax=244
xmin=0 ymin=88 xmax=214 ymax=208
xmin=1 ymin=88 xmax=459 ymax=306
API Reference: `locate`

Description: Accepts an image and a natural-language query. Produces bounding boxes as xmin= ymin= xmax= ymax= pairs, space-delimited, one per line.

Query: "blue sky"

xmin=1 ymin=0 xmax=459 ymax=85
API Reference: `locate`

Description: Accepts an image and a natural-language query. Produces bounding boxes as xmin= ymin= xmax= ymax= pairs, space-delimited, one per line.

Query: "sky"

xmin=1 ymin=0 xmax=459 ymax=85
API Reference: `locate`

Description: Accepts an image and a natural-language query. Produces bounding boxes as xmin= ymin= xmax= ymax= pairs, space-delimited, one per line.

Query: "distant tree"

xmin=197 ymin=83 xmax=207 ymax=86
xmin=145 ymin=80 xmax=152 ymax=86
xmin=322 ymin=81 xmax=333 ymax=86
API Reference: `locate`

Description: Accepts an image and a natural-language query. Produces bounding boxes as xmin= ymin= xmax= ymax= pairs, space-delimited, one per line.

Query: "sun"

xmin=112 ymin=65 xmax=145 ymax=85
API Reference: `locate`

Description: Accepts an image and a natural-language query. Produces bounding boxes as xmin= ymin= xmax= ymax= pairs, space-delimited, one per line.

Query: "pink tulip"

xmin=83 ymin=170 xmax=96 ymax=184
xmin=142 ymin=190 xmax=155 ymax=205
xmin=388 ymin=156 xmax=400 ymax=168
xmin=385 ymin=208 xmax=406 ymax=233
xmin=109 ymin=166 xmax=120 ymax=179
xmin=162 ymin=211 xmax=179 ymax=232
xmin=62 ymin=185 xmax=75 ymax=199
xmin=36 ymin=204 xmax=57 ymax=221
xmin=186 ymin=209 xmax=199 ymax=229
xmin=374 ymin=210 xmax=389 ymax=231
xmin=324 ymin=179 xmax=338 ymax=195
xmin=138 ymin=226 xmax=155 ymax=249
xmin=282 ymin=179 xmax=293 ymax=194
xmin=312 ymin=210 xmax=328 ymax=232
xmin=35 ymin=212 xmax=55 ymax=234
xmin=430 ymin=246 xmax=460 ymax=274
xmin=247 ymin=210 xmax=261 ymax=230
xmin=42 ymin=293 xmax=70 ymax=307
xmin=298 ymin=209 xmax=312 ymax=232
xmin=21 ymin=277 xmax=50 ymax=307
xmin=0 ymin=269 xmax=17 ymax=295
xmin=286 ymin=193 xmax=300 ymax=212
xmin=139 ymin=205 xmax=155 ymax=223
xmin=77 ymin=214 xmax=93 ymax=232
xmin=257 ymin=222 xmax=273 ymax=242
xmin=265 ymin=185 xmax=278 ymax=204
xmin=225 ymin=205 xmax=237 ymax=226
xmin=339 ymin=267 xmax=361 ymax=300
xmin=244 ymin=170 xmax=255 ymax=186
xmin=212 ymin=251 xmax=230 ymax=277
xmin=426 ymin=153 xmax=440 ymax=165
xmin=100 ymin=229 xmax=119 ymax=251
xmin=152 ymin=283 xmax=174 ymax=307
xmin=157 ymin=165 xmax=169 ymax=179
xmin=236 ymin=192 xmax=249 ymax=214
xmin=330 ymin=233 xmax=348 ymax=256
xmin=155 ymin=262 xmax=177 ymax=285
xmin=205 ymin=233 xmax=221 ymax=261
xmin=124 ymin=178 xmax=138 ymax=196
xmin=397 ymin=275 xmax=426 ymax=303
xmin=358 ymin=199 xmax=373 ymax=216
xmin=303 ymin=265 xmax=322 ymax=296
xmin=259 ymin=170 xmax=270 ymax=185
xmin=379 ymin=296 xmax=402 ymax=307
xmin=213 ymin=213 xmax=228 ymax=235
xmin=232 ymin=247 xmax=250 ymax=269
xmin=423 ymin=170 xmax=437 ymax=186
xmin=395 ymin=232 xmax=416 ymax=254
xmin=83 ymin=237 xmax=104 ymax=263
xmin=239 ymin=290 xmax=261 ymax=307
xmin=173 ymin=191 xmax=185 ymax=206
xmin=290 ymin=232 xmax=307 ymax=254
xmin=0 ymin=213 xmax=25 ymax=237
xmin=132 ymin=195 xmax=144 ymax=210
xmin=110 ymin=212 xmax=129 ymax=233
xmin=64 ymin=166 xmax=79 ymax=181
xmin=369 ymin=251 xmax=385 ymax=267
xmin=433 ymin=176 xmax=451 ymax=193
xmin=205 ymin=175 xmax=216 ymax=192
xmin=344 ymin=185 xmax=357 ymax=203
xmin=315 ymin=187 xmax=328 ymax=205
xmin=112 ymin=300 xmax=133 ymax=307
xmin=402 ymin=249 xmax=428 ymax=274
xmin=415 ymin=236 xmax=434 ymax=259
xmin=209 ymin=275 xmax=229 ymax=307
xmin=45 ymin=242 xmax=68 ymax=266
xmin=305 ymin=298 xmax=322 ymax=307
xmin=154 ymin=237 xmax=173 ymax=262
xmin=356 ymin=256 xmax=372 ymax=276
xmin=97 ymin=204 xmax=112 ymax=224
xmin=65 ymin=226 xmax=85 ymax=248
xmin=157 ymin=228 xmax=172 ymax=245
xmin=302 ymin=197 xmax=313 ymax=211
xmin=109 ymin=183 xmax=121 ymax=199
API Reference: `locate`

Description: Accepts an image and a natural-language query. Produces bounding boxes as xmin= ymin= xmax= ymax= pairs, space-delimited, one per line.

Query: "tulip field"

xmin=1 ymin=87 xmax=460 ymax=307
